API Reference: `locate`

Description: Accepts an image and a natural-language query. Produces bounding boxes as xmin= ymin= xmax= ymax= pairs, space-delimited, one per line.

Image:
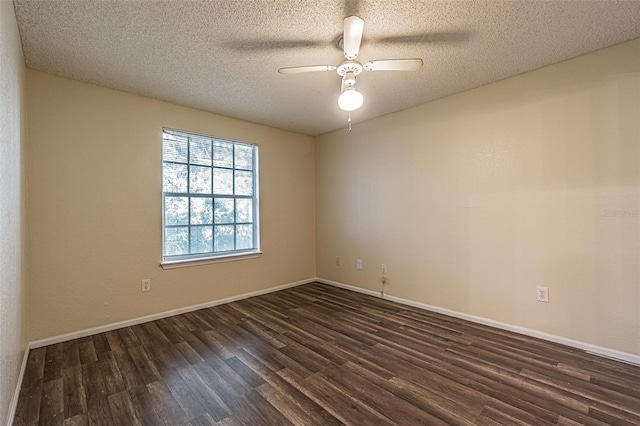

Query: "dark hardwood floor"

xmin=13 ymin=282 xmax=640 ymax=425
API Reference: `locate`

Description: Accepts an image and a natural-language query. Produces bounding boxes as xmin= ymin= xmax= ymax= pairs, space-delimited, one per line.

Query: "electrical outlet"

xmin=536 ymin=286 xmax=549 ymax=303
xmin=381 ymin=264 xmax=387 ymax=274
xmin=142 ymin=279 xmax=151 ymax=292
xmin=336 ymin=257 xmax=341 ymax=266
xmin=356 ymin=259 xmax=363 ymax=270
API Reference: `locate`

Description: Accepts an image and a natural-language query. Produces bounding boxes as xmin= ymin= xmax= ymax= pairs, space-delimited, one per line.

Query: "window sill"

xmin=160 ymin=251 xmax=262 ymax=269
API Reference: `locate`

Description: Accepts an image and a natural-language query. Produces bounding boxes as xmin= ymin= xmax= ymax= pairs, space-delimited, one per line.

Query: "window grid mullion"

xmin=187 ymin=135 xmax=192 ymax=255
xmin=211 ymin=138 xmax=218 ymax=253
xmin=232 ymin=144 xmax=236 ymax=251
xmin=163 ymin=129 xmax=257 ymax=260
xmin=211 ymin=138 xmax=216 ymax=252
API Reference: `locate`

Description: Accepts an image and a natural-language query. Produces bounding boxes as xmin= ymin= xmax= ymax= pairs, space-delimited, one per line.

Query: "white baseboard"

xmin=318 ymin=278 xmax=383 ymax=298
xmin=6 ymin=345 xmax=30 ymax=426
xmin=29 ymin=278 xmax=315 ymax=349
xmin=316 ymin=278 xmax=640 ymax=366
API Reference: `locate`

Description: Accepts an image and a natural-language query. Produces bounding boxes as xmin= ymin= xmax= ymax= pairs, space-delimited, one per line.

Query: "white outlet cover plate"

xmin=536 ymin=286 xmax=549 ymax=302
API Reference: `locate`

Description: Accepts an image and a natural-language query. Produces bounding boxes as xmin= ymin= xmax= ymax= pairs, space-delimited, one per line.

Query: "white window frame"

xmin=160 ymin=128 xmax=260 ymax=269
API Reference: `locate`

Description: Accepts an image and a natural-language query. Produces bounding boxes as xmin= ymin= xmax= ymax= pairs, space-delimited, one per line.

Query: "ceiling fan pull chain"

xmin=348 ymin=111 xmax=352 ymax=131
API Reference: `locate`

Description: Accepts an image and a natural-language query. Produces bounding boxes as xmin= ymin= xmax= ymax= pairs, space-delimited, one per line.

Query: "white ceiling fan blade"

xmin=343 ymin=16 xmax=364 ymax=60
xmin=278 ymin=65 xmax=337 ymax=74
xmin=363 ymin=58 xmax=424 ymax=71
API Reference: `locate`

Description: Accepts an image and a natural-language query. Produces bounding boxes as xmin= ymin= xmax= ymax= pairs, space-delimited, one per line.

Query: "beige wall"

xmin=27 ymin=70 xmax=316 ymax=341
xmin=316 ymin=39 xmax=640 ymax=355
xmin=0 ymin=0 xmax=28 ymax=423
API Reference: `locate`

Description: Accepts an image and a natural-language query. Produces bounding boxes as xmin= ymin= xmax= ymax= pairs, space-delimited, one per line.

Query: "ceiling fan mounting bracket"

xmin=337 ymin=61 xmax=363 ymax=77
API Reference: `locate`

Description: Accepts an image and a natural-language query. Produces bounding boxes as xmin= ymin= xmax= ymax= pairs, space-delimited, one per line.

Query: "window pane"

xmin=214 ymin=225 xmax=235 ymax=252
xmin=214 ymin=198 xmax=234 ymax=224
xmin=163 ymin=129 xmax=258 ymax=261
xmin=213 ymin=168 xmax=233 ymax=194
xmin=190 ymin=165 xmax=211 ymax=194
xmin=165 ymin=196 xmax=188 ymax=225
xmin=163 ymin=132 xmax=188 ymax=163
xmin=163 ymin=163 xmax=188 ymax=193
xmin=191 ymin=226 xmax=213 ymax=254
xmin=235 ymin=170 xmax=253 ymax=196
xmin=190 ymin=136 xmax=212 ymax=166
xmin=213 ymin=140 xmax=233 ymax=168
xmin=236 ymin=199 xmax=252 ymax=223
xmin=236 ymin=224 xmax=253 ymax=249
xmin=190 ymin=197 xmax=213 ymax=225
xmin=235 ymin=145 xmax=253 ymax=170
xmin=165 ymin=227 xmax=189 ymax=256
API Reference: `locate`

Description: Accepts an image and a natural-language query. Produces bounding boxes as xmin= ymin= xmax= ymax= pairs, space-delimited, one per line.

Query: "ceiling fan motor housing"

xmin=337 ymin=61 xmax=363 ymax=77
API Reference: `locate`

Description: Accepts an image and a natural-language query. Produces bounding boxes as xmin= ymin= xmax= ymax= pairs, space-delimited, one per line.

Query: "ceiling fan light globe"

xmin=338 ymin=88 xmax=364 ymax=111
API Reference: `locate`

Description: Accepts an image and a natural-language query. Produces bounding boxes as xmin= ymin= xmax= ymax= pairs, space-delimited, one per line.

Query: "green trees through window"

xmin=162 ymin=129 xmax=259 ymax=262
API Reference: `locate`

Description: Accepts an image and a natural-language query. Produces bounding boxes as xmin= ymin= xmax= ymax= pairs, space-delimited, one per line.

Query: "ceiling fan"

xmin=278 ymin=16 xmax=423 ymax=113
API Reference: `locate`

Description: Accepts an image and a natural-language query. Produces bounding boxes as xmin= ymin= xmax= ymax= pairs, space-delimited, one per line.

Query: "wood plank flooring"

xmin=13 ymin=282 xmax=640 ymax=425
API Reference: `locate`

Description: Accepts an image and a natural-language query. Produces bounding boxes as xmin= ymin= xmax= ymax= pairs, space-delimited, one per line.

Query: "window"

xmin=162 ymin=129 xmax=259 ymax=266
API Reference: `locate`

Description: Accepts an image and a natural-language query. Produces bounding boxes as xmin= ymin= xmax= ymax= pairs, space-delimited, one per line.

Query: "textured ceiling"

xmin=13 ymin=0 xmax=640 ymax=136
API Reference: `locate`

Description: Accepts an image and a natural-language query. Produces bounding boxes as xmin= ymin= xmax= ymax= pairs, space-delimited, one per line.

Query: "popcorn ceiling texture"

xmin=13 ymin=0 xmax=640 ymax=135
